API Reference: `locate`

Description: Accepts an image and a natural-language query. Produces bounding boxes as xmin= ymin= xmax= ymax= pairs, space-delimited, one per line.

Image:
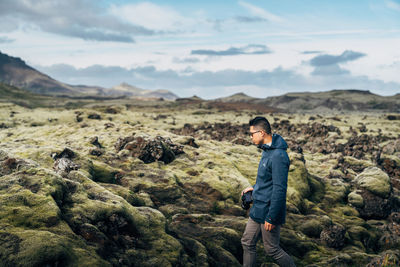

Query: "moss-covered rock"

xmin=355 ymin=167 xmax=391 ymax=198
xmin=299 ymin=219 xmax=324 ymax=238
xmin=287 ymin=156 xmax=312 ymax=212
xmin=88 ymin=160 xmax=119 ymax=184
xmin=348 ymin=191 xmax=364 ymax=208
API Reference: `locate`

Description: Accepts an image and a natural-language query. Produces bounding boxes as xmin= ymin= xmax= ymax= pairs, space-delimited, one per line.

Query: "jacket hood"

xmin=260 ymin=134 xmax=288 ymax=151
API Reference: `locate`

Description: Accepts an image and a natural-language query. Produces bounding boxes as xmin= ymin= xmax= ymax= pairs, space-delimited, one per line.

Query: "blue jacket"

xmin=249 ymin=134 xmax=290 ymax=225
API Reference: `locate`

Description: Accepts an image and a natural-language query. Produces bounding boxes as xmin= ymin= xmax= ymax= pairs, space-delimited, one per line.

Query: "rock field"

xmin=0 ymin=102 xmax=399 ymax=266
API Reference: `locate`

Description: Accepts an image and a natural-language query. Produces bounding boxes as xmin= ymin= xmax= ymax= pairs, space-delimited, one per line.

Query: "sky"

xmin=1 ymin=0 xmax=400 ymax=99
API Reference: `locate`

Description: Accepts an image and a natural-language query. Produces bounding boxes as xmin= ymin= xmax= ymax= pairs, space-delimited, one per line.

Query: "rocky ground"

xmin=0 ymin=101 xmax=399 ymax=266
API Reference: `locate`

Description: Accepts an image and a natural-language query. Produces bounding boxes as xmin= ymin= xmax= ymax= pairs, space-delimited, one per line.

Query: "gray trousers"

xmin=241 ymin=218 xmax=295 ymax=267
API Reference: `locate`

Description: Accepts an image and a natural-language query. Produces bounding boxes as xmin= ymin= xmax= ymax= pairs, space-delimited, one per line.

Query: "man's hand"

xmin=241 ymin=187 xmax=254 ymax=196
xmin=264 ymin=221 xmax=275 ymax=231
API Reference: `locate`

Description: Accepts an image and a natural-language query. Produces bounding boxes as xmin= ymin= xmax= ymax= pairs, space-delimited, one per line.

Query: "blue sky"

xmin=1 ymin=0 xmax=400 ymax=98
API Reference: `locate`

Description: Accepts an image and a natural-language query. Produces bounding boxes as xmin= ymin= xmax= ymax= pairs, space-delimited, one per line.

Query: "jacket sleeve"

xmin=265 ymin=150 xmax=289 ymax=225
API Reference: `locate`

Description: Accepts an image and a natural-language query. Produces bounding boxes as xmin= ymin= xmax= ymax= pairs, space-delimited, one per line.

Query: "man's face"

xmin=249 ymin=126 xmax=264 ymax=145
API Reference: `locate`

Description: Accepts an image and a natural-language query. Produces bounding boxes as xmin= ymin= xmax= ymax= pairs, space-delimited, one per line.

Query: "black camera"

xmin=241 ymin=191 xmax=253 ymax=210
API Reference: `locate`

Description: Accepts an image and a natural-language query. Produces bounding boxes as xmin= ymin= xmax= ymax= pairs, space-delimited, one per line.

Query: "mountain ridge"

xmin=0 ymin=51 xmax=178 ymax=100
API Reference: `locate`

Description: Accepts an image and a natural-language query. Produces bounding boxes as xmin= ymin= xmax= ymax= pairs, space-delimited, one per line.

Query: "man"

xmin=241 ymin=116 xmax=295 ymax=267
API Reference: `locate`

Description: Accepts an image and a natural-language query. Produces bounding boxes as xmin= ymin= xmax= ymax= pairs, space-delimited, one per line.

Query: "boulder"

xmin=354 ymin=167 xmax=391 ymax=198
xmin=115 ymin=135 xmax=184 ymax=164
xmin=358 ymin=190 xmax=393 ymax=219
xmin=320 ymin=224 xmax=346 ymax=249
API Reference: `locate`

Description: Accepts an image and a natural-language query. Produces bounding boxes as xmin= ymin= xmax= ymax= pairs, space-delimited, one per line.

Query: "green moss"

xmin=88 ymin=160 xmax=119 ymax=184
xmin=348 ymin=191 xmax=364 ymax=208
xmin=100 ymin=183 xmax=146 ymax=206
xmin=308 ymin=175 xmax=325 ymax=203
xmin=343 ymin=156 xmax=374 ymax=173
xmin=288 ymin=159 xmax=311 ymax=198
xmin=298 ymin=219 xmax=324 ymax=238
xmin=0 ymin=228 xmax=109 ymax=267
xmin=322 ymin=178 xmax=350 ymax=207
xmin=355 ymin=167 xmax=391 ymax=198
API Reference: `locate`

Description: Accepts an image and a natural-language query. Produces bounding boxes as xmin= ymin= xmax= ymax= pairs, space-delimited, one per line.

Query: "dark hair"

xmin=249 ymin=116 xmax=271 ymax=135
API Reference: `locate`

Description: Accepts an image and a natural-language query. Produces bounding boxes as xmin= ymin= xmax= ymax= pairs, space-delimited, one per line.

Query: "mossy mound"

xmin=355 ymin=167 xmax=391 ymax=198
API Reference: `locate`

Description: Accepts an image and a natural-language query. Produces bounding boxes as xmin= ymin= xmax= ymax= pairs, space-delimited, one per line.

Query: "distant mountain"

xmin=109 ymin=83 xmax=178 ymax=100
xmin=267 ymin=90 xmax=400 ymax=112
xmin=0 ymin=51 xmax=178 ymax=100
xmin=0 ymin=51 xmax=104 ymax=96
xmin=217 ymin=89 xmax=400 ymax=113
xmin=216 ymin=92 xmax=258 ymax=102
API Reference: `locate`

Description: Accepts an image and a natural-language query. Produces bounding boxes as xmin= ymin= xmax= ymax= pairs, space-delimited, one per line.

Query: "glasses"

xmin=249 ymin=130 xmax=262 ymax=137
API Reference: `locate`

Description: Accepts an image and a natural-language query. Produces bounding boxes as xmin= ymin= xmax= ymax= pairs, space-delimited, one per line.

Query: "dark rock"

xmin=182 ymin=137 xmax=199 ymax=148
xmin=387 ymin=115 xmax=400 ymax=120
xmin=120 ymin=136 xmax=184 ymax=164
xmin=358 ymin=190 xmax=393 ymax=219
xmin=139 ymin=138 xmax=176 ymax=164
xmin=104 ymin=123 xmax=114 ymax=129
xmin=104 ymin=107 xmax=119 ymax=114
xmin=320 ymin=224 xmax=346 ymax=249
xmin=172 ymin=122 xmax=249 ymax=144
xmin=115 ymin=136 xmax=136 ymax=152
xmin=338 ymin=134 xmax=394 ymax=160
xmin=90 ymin=136 xmax=103 ymax=148
xmin=51 ymin=148 xmax=75 ymax=160
xmin=90 ymin=148 xmax=104 ymax=157
xmin=75 ymin=111 xmax=83 ymax=122
xmin=358 ymin=124 xmax=367 ymax=132
xmin=88 ymin=113 xmax=101 ymax=120
xmin=378 ymin=157 xmax=400 ymax=187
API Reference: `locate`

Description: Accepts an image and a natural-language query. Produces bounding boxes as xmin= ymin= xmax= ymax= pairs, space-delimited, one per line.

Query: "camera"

xmin=241 ymin=191 xmax=253 ymax=210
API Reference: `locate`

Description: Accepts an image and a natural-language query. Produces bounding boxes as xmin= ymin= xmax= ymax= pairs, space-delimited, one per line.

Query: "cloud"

xmin=173 ymin=57 xmax=201 ymax=64
xmin=110 ymin=2 xmax=193 ymax=32
xmin=238 ymin=1 xmax=283 ymax=23
xmin=191 ymin=44 xmax=272 ymax=56
xmin=301 ymin=51 xmax=323 ymax=55
xmin=0 ymin=0 xmax=156 ymax=42
xmin=386 ymin=0 xmax=400 ymax=11
xmin=0 ymin=36 xmax=14 ymax=43
xmin=36 ymin=62 xmax=400 ymax=98
xmin=234 ymin=16 xmax=266 ymax=23
xmin=310 ymin=50 xmax=366 ymax=66
xmin=309 ymin=50 xmax=366 ymax=76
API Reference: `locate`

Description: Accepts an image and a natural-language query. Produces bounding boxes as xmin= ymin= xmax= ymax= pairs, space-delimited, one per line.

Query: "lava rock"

xmin=88 ymin=113 xmax=101 ymax=120
xmin=90 ymin=136 xmax=103 ymax=148
xmin=115 ymin=136 xmax=136 ymax=152
xmin=90 ymin=148 xmax=104 ymax=157
xmin=116 ymin=135 xmax=184 ymax=164
xmin=320 ymin=224 xmax=346 ymax=249
xmin=51 ymin=148 xmax=75 ymax=160
xmin=354 ymin=167 xmax=391 ymax=198
xmin=358 ymin=190 xmax=393 ymax=219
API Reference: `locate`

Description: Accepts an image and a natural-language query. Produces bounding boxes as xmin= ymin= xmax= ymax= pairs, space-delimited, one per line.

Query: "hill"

xmin=109 ymin=83 xmax=178 ymax=100
xmin=0 ymin=51 xmax=104 ymax=96
xmin=216 ymin=90 xmax=400 ymax=113
xmin=0 ymin=51 xmax=178 ymax=99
